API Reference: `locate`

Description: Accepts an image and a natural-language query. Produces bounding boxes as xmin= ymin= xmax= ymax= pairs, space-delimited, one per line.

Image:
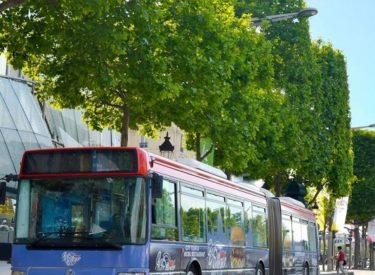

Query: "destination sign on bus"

xmin=21 ymin=149 xmax=138 ymax=174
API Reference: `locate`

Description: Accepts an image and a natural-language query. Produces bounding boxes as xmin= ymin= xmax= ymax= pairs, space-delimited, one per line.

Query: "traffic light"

xmin=0 ymin=181 xmax=6 ymax=205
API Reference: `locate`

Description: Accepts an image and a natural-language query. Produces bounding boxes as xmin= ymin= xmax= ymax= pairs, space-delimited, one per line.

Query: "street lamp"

xmin=351 ymin=124 xmax=375 ymax=130
xmin=159 ymin=132 xmax=175 ymax=158
xmin=251 ymin=7 xmax=318 ymax=27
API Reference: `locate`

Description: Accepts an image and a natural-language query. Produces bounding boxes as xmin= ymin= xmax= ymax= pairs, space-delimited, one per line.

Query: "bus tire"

xmin=255 ymin=262 xmax=265 ymax=275
xmin=187 ymin=262 xmax=200 ymax=275
xmin=303 ymin=263 xmax=309 ymax=275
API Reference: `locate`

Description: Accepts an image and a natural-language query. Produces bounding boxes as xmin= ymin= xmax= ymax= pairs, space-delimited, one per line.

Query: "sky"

xmin=306 ymin=0 xmax=375 ymax=128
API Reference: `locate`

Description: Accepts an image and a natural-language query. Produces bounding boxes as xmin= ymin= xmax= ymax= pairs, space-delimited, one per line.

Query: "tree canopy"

xmin=0 ymin=0 xmax=353 ymax=200
xmin=347 ymin=130 xmax=375 ymax=224
xmin=0 ymin=0 xmax=274 ymax=149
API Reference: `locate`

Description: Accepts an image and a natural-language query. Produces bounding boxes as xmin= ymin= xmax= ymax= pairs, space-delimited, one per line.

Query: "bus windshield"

xmin=15 ymin=177 xmax=147 ymax=248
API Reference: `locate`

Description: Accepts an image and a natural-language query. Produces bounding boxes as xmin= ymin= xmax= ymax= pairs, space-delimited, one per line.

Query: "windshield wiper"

xmin=27 ymin=231 xmax=60 ymax=247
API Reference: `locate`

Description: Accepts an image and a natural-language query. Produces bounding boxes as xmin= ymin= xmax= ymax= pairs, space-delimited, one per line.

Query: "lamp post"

xmin=345 ymin=227 xmax=354 ymax=269
xmin=351 ymin=124 xmax=375 ymax=130
xmin=251 ymin=7 xmax=318 ymax=27
xmin=159 ymin=132 xmax=175 ymax=158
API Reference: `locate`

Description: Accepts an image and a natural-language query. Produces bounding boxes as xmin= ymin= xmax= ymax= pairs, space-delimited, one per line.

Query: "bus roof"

xmin=149 ymin=152 xmax=273 ymax=202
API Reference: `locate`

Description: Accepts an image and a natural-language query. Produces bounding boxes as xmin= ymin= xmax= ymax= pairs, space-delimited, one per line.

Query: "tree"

xmin=234 ymin=0 xmax=318 ymax=195
xmin=232 ymin=1 xmax=353 ymax=198
xmin=0 ymin=0 xmax=25 ymax=13
xmin=300 ymin=42 xmax=353 ymax=199
xmin=348 ymin=130 xmax=375 ymax=223
xmin=1 ymin=0 xmax=271 ymax=147
xmin=347 ymin=130 xmax=375 ymax=268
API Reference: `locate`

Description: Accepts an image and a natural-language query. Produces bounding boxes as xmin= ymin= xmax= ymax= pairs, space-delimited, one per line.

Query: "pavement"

xmin=320 ymin=271 xmax=373 ymax=275
xmin=1 ymin=261 xmax=374 ymax=275
xmin=0 ymin=261 xmax=10 ymax=275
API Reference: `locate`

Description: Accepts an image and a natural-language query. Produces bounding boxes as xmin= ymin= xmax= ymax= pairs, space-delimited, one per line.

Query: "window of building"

xmin=0 ymin=54 xmax=6 ymax=75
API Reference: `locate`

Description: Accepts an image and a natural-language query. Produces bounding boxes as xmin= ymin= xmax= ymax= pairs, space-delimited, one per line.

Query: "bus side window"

xmin=227 ymin=198 xmax=244 ymax=246
xmin=308 ymin=222 xmax=318 ymax=252
xmin=180 ymin=186 xmax=206 ymax=243
xmin=301 ymin=220 xmax=309 ymax=251
xmin=251 ymin=205 xmax=267 ymax=248
xmin=282 ymin=215 xmax=293 ymax=250
xmin=207 ymin=194 xmax=226 ymax=244
xmin=292 ymin=217 xmax=303 ymax=251
xmin=244 ymin=202 xmax=253 ymax=247
xmin=151 ymin=180 xmax=178 ymax=241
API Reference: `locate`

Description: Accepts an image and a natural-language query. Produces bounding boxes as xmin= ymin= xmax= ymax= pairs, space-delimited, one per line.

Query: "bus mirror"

xmin=0 ymin=182 xmax=6 ymax=205
xmin=152 ymin=173 xmax=163 ymax=199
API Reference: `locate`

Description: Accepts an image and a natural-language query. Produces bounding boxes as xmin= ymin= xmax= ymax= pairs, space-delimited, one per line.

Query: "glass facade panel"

xmin=0 ymin=79 xmax=32 ymax=131
xmin=0 ymin=54 xmax=6 ymax=75
xmin=35 ymin=134 xmax=54 ymax=148
xmin=61 ymin=109 xmax=78 ymax=141
xmin=73 ymin=111 xmax=89 ymax=146
xmin=90 ymin=131 xmax=101 ymax=146
xmin=11 ymin=81 xmax=50 ymax=137
xmin=18 ymin=131 xmax=40 ymax=150
xmin=0 ymin=131 xmax=16 ymax=176
xmin=112 ymin=131 xmax=121 ymax=146
xmin=0 ymin=94 xmax=15 ymax=129
xmin=100 ymin=128 xmax=112 ymax=146
xmin=45 ymin=106 xmax=64 ymax=141
xmin=1 ymin=128 xmax=25 ymax=174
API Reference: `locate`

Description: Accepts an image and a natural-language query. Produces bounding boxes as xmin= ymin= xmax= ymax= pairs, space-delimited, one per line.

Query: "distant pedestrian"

xmin=335 ymin=246 xmax=347 ymax=275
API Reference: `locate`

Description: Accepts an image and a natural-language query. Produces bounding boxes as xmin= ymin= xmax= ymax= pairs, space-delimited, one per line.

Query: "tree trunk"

xmin=274 ymin=173 xmax=282 ymax=196
xmin=120 ymin=105 xmax=129 ymax=146
xmin=0 ymin=0 xmax=26 ymax=12
xmin=195 ymin=132 xmax=201 ymax=161
xmin=354 ymin=225 xmax=361 ymax=268
xmin=322 ymin=229 xmax=326 ymax=271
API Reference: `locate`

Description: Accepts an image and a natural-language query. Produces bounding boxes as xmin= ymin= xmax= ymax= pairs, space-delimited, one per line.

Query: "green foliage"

xmin=1 ymin=0 xmax=270 ymax=146
xmin=347 ymin=130 xmax=375 ymax=224
xmin=0 ymin=0 xmax=353 ymax=201
xmin=299 ymin=42 xmax=353 ymax=196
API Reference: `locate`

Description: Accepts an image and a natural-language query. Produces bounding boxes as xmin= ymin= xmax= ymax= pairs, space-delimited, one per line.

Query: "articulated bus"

xmin=8 ymin=147 xmax=319 ymax=275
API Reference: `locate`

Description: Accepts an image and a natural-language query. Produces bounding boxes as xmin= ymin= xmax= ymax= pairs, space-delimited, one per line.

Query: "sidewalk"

xmin=320 ymin=271 xmax=354 ymax=275
xmin=0 ymin=261 xmax=10 ymax=275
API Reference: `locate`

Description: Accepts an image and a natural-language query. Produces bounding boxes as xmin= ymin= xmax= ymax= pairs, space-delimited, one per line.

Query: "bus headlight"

xmin=11 ymin=271 xmax=25 ymax=275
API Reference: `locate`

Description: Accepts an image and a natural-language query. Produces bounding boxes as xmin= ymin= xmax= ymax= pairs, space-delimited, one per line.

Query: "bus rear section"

xmin=11 ymin=147 xmax=153 ymax=275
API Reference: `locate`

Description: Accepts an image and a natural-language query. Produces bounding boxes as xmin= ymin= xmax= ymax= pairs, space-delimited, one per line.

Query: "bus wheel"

xmin=187 ymin=264 xmax=199 ymax=275
xmin=255 ymin=263 xmax=265 ymax=275
xmin=303 ymin=264 xmax=309 ymax=275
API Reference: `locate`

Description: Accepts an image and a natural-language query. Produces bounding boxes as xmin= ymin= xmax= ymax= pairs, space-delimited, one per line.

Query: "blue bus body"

xmin=10 ymin=147 xmax=319 ymax=275
xmin=12 ymin=245 xmax=149 ymax=274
